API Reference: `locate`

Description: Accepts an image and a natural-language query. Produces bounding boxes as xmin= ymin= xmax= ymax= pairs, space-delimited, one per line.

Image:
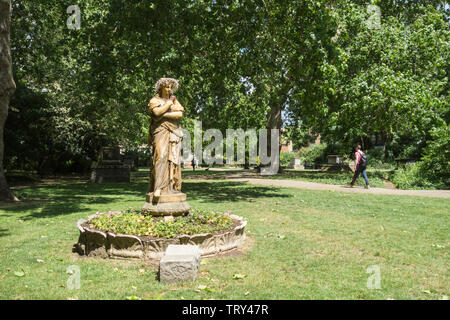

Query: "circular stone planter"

xmin=73 ymin=212 xmax=247 ymax=260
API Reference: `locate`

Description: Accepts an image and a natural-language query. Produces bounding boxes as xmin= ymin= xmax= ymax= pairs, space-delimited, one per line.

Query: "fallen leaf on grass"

xmin=14 ymin=271 xmax=25 ymax=277
xmin=1 ymin=275 xmax=5 ymax=280
xmin=232 ymin=274 xmax=247 ymax=280
xmin=197 ymin=285 xmax=216 ymax=293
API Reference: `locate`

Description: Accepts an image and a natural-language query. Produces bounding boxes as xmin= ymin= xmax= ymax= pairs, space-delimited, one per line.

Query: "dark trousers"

xmin=351 ymin=164 xmax=369 ymax=186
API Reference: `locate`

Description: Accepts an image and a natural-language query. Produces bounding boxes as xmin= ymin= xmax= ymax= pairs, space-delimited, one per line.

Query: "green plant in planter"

xmin=89 ymin=209 xmax=234 ymax=238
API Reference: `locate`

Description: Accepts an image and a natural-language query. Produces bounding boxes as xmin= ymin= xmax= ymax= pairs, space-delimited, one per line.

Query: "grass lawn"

xmin=177 ymin=167 xmax=391 ymax=188
xmin=257 ymin=169 xmax=393 ymax=188
xmin=0 ymin=178 xmax=448 ymax=300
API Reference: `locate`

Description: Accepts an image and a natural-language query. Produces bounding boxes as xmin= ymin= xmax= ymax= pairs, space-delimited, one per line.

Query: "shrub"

xmin=419 ymin=124 xmax=450 ymax=189
xmin=392 ymin=125 xmax=450 ymax=190
xmin=365 ymin=148 xmax=395 ymax=170
xmin=280 ymin=152 xmax=296 ymax=167
xmin=299 ymin=143 xmax=327 ymax=164
xmin=391 ymin=164 xmax=436 ymax=190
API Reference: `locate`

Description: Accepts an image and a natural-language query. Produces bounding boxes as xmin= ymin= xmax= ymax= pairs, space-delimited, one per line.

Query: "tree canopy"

xmin=2 ymin=0 xmax=448 ymax=186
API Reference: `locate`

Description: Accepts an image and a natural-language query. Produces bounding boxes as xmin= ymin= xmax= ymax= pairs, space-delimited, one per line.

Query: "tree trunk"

xmin=262 ymin=81 xmax=292 ymax=174
xmin=266 ymin=103 xmax=282 ymax=157
xmin=0 ymin=0 xmax=17 ymax=201
xmin=263 ymin=96 xmax=284 ymax=174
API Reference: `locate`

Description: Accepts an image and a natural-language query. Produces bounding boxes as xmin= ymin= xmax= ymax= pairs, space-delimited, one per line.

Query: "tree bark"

xmin=264 ymin=81 xmax=289 ymax=174
xmin=0 ymin=0 xmax=18 ymax=201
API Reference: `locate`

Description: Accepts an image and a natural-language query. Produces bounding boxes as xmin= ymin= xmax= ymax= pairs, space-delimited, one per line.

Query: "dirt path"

xmin=225 ymin=177 xmax=450 ymax=199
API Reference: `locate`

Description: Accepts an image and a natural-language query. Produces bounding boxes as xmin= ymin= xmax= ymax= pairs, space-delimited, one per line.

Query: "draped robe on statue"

xmin=148 ymin=96 xmax=184 ymax=195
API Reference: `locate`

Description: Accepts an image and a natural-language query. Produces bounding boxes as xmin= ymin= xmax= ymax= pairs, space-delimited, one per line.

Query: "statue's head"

xmin=154 ymin=77 xmax=179 ymax=96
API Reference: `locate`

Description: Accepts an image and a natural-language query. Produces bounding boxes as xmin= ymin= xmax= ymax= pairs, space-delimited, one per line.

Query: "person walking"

xmin=348 ymin=144 xmax=370 ymax=189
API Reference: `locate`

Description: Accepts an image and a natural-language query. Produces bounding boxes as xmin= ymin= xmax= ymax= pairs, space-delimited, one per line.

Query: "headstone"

xmin=327 ymin=155 xmax=343 ymax=165
xmin=123 ymin=158 xmax=137 ymax=171
xmin=90 ymin=147 xmax=130 ymax=183
xmin=159 ymin=245 xmax=201 ymax=284
xmin=102 ymin=147 xmax=121 ymax=164
xmin=289 ymin=158 xmax=304 ymax=170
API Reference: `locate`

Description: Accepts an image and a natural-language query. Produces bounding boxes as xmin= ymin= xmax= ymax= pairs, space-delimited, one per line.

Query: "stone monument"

xmin=90 ymin=146 xmax=131 ymax=183
xmin=143 ymin=78 xmax=190 ymax=216
xmin=289 ymin=158 xmax=304 ymax=170
xmin=159 ymin=245 xmax=201 ymax=283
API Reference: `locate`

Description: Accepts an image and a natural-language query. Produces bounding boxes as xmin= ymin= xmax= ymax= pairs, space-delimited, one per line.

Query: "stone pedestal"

xmin=143 ymin=192 xmax=190 ymax=216
xmin=159 ymin=245 xmax=201 ymax=284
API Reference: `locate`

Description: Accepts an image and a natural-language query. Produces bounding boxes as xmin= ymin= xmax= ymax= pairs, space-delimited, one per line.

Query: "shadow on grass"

xmin=0 ymin=228 xmax=10 ymax=237
xmin=2 ymin=182 xmax=148 ymax=220
xmin=1 ymin=180 xmax=289 ymax=220
xmin=184 ymin=181 xmax=290 ymax=203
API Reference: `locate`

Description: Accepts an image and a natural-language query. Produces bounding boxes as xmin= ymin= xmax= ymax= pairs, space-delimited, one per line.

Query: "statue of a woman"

xmin=147 ymin=78 xmax=184 ymax=199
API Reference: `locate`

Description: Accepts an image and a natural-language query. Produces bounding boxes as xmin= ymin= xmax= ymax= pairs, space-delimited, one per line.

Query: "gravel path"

xmin=227 ymin=177 xmax=450 ymax=199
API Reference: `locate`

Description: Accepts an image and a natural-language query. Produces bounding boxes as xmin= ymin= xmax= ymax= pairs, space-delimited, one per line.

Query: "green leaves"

xmin=8 ymin=0 xmax=448 ymax=174
xmin=90 ymin=209 xmax=234 ymax=238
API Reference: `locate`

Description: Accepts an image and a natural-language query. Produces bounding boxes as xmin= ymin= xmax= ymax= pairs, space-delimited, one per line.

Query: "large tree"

xmin=298 ymin=1 xmax=449 ymax=159
xmin=7 ymin=0 xmax=448 ymax=175
xmin=0 ymin=0 xmax=17 ymax=201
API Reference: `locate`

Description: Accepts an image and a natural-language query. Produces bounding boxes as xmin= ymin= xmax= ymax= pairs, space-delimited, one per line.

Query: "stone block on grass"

xmin=159 ymin=245 xmax=201 ymax=284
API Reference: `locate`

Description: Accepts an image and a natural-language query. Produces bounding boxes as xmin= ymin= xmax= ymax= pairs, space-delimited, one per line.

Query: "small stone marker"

xmin=159 ymin=245 xmax=201 ymax=284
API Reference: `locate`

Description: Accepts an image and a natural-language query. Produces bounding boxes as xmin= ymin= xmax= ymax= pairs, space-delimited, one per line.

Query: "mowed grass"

xmin=0 ymin=178 xmax=448 ymax=300
xmin=178 ymin=168 xmax=391 ymax=188
xmin=262 ymin=169 xmax=392 ymax=188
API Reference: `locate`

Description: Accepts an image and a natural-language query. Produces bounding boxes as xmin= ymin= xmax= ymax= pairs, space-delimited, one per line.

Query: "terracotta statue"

xmin=144 ymin=78 xmax=189 ymax=216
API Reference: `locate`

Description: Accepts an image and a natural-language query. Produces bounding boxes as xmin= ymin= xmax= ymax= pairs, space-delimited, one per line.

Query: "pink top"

xmin=355 ymin=151 xmax=362 ymax=165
